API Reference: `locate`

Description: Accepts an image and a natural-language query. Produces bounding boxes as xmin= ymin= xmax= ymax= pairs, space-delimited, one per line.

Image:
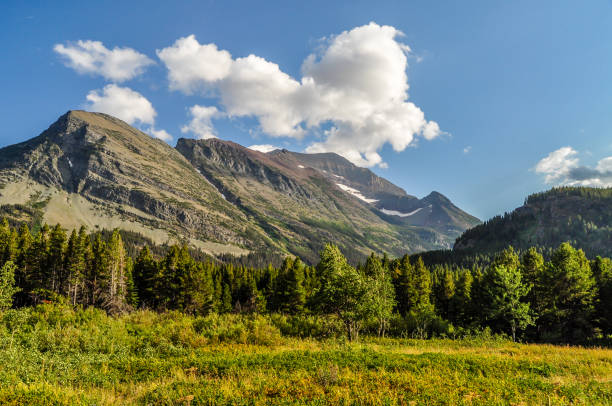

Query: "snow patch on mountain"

xmin=336 ymin=183 xmax=378 ymax=203
xmin=381 ymin=207 xmax=422 ymax=217
xmin=380 ymin=205 xmax=432 ymax=217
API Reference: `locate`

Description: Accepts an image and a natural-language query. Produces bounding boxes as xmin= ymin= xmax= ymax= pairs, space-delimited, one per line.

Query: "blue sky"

xmin=2 ymin=0 xmax=612 ymax=220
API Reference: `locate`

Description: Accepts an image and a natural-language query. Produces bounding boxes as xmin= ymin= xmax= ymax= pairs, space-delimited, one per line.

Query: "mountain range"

xmin=0 ymin=111 xmax=480 ymax=262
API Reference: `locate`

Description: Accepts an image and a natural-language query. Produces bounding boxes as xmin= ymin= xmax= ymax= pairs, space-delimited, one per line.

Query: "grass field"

xmin=1 ymin=305 xmax=611 ymax=405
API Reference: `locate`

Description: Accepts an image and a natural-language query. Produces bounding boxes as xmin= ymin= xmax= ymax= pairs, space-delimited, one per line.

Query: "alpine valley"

xmin=0 ymin=111 xmax=479 ymax=263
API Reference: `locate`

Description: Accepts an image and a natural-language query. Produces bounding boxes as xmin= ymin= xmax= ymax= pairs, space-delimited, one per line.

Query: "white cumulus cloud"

xmin=535 ymin=147 xmax=612 ymax=187
xmin=157 ymin=23 xmax=441 ymax=168
xmin=156 ymin=35 xmax=232 ymax=93
xmin=534 ymin=147 xmax=579 ymax=184
xmin=54 ymin=40 xmax=153 ymax=82
xmin=181 ymin=105 xmax=223 ymax=139
xmin=86 ymin=84 xmax=156 ymax=125
xmin=248 ymin=144 xmax=281 ymax=153
xmin=85 ymin=84 xmax=171 ymax=141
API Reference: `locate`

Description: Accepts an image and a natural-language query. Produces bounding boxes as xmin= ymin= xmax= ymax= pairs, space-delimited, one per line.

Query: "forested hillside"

xmin=455 ymin=187 xmax=612 ymax=257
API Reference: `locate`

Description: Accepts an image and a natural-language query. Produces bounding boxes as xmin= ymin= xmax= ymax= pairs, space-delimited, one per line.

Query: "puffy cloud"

xmin=219 ymin=55 xmax=304 ymax=137
xmin=463 ymin=146 xmax=472 ymax=154
xmin=535 ymin=147 xmax=612 ymax=186
xmin=86 ymin=84 xmax=156 ymax=125
xmin=158 ymin=23 xmax=441 ymax=167
xmin=596 ymin=157 xmax=612 ymax=173
xmin=54 ymin=40 xmax=153 ymax=82
xmin=181 ymin=105 xmax=223 ymax=139
xmin=85 ymin=84 xmax=171 ymax=141
xmin=156 ymin=35 xmax=232 ymax=93
xmin=534 ymin=147 xmax=579 ymax=183
xmin=248 ymin=144 xmax=281 ymax=153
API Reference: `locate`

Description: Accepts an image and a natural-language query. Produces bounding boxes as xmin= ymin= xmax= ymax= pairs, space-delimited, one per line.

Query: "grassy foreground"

xmin=0 ymin=305 xmax=611 ymax=405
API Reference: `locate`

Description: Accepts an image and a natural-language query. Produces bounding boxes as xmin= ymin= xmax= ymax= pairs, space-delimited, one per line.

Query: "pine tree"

xmin=0 ymin=261 xmax=20 ymax=311
xmin=592 ymin=256 xmax=612 ymax=335
xmin=520 ymin=247 xmax=545 ymax=335
xmin=440 ymin=269 xmax=455 ymax=319
xmin=491 ymin=246 xmax=520 ymax=270
xmin=213 ymin=275 xmax=223 ymax=312
xmin=242 ymin=272 xmax=266 ymax=313
xmin=13 ymin=224 xmax=32 ymax=306
xmin=221 ymin=282 xmax=232 ymax=313
xmin=133 ymin=246 xmax=158 ymax=308
xmin=453 ymin=269 xmax=473 ymax=324
xmin=413 ymin=257 xmax=432 ymax=308
xmin=541 ymin=243 xmax=597 ymax=342
xmin=285 ymin=258 xmax=306 ymax=314
xmin=273 ymin=257 xmax=306 ymax=314
xmin=125 ymin=257 xmax=139 ymax=308
xmin=0 ymin=219 xmax=14 ymax=265
xmin=88 ymin=233 xmax=108 ymax=307
xmin=47 ymin=224 xmax=67 ymax=294
xmin=186 ymin=263 xmax=214 ymax=315
xmin=397 ymin=256 xmax=431 ymax=315
xmin=64 ymin=229 xmax=87 ymax=305
xmin=26 ymin=224 xmax=50 ymax=301
xmin=104 ymin=230 xmax=128 ymax=312
xmin=395 ymin=254 xmax=414 ymax=315
xmin=271 ymin=257 xmax=293 ymax=311
xmin=158 ymin=245 xmax=190 ymax=310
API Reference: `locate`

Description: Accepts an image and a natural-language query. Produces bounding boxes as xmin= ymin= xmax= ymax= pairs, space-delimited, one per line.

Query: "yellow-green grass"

xmin=0 ymin=305 xmax=611 ymax=405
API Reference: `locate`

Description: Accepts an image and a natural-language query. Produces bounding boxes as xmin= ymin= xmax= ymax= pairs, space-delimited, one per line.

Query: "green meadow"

xmin=1 ymin=304 xmax=610 ymax=405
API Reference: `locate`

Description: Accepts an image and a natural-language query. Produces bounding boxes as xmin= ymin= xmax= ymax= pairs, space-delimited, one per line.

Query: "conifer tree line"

xmin=0 ymin=219 xmax=611 ymax=343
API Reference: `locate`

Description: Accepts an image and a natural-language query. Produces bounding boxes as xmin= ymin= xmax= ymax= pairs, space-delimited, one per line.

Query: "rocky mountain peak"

xmin=422 ymin=191 xmax=452 ymax=205
xmin=0 ymin=111 xmax=481 ymax=261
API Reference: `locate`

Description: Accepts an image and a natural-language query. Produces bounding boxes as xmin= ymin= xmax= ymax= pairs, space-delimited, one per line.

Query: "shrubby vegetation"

xmin=0 ymin=304 xmax=611 ymax=404
xmin=0 ymin=218 xmax=611 ymax=344
xmin=1 ymin=218 xmax=612 ymax=404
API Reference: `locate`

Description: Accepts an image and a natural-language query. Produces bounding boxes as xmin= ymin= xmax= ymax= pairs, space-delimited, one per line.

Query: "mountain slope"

xmin=454 ymin=187 xmax=612 ymax=257
xmin=0 ymin=110 xmax=480 ymax=262
xmin=0 ymin=111 xmax=262 ymax=255
xmin=268 ymin=149 xmax=480 ymax=237
xmin=177 ymin=138 xmax=479 ymax=261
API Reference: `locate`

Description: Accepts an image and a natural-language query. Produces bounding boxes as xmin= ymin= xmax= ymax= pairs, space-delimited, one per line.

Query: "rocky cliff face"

xmin=176 ymin=137 xmax=480 ymax=261
xmin=0 ymin=111 xmax=265 ymax=255
xmin=265 ymin=149 xmax=480 ymax=238
xmin=0 ymin=111 xmax=480 ymax=262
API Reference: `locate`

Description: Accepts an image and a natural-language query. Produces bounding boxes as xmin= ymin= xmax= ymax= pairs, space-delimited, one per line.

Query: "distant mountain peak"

xmin=423 ymin=191 xmax=452 ymax=204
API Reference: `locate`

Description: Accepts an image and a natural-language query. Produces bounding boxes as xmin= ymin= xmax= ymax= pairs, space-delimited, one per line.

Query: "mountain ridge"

xmin=454 ymin=186 xmax=612 ymax=258
xmin=0 ymin=110 xmax=480 ymax=262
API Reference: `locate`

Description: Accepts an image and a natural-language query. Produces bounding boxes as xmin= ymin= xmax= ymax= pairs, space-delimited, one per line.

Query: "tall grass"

xmin=0 ymin=304 xmax=610 ymax=405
